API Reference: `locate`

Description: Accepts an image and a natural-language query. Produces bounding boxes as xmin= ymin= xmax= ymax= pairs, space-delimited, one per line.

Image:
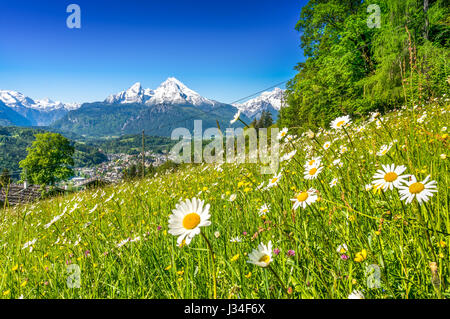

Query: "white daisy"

xmin=304 ymin=162 xmax=323 ymax=180
xmin=304 ymin=156 xmax=322 ymax=169
xmin=371 ymin=164 xmax=409 ymax=191
xmin=290 ymin=188 xmax=318 ymax=210
xmin=333 ymin=158 xmax=343 ymax=168
xmin=230 ymin=236 xmax=242 ymax=243
xmin=330 ymin=115 xmax=351 ymax=130
xmin=336 ymin=244 xmax=348 ymax=254
xmin=280 ymin=150 xmax=297 ymax=162
xmin=230 ymin=110 xmax=241 ymax=124
xmin=323 ymin=141 xmax=331 ymax=150
xmin=258 ymin=204 xmax=271 ymax=216
xmin=377 ymin=144 xmax=392 ymax=156
xmin=168 ymin=197 xmax=211 ymax=245
xmin=329 ymin=178 xmax=338 ymax=187
xmin=348 ymin=290 xmax=365 ymax=299
xmin=247 ymin=241 xmax=273 ymax=267
xmin=267 ymin=172 xmax=282 ymax=188
xmin=398 ymin=175 xmax=437 ymax=205
xmin=277 ymin=128 xmax=288 ymax=140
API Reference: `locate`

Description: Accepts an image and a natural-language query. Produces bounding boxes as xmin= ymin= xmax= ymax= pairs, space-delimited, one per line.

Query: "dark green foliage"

xmin=251 ymin=111 xmax=274 ymax=129
xmin=19 ymin=132 xmax=75 ymax=186
xmin=0 ymin=126 xmax=109 ymax=178
xmin=0 ymin=168 xmax=11 ymax=189
xmin=92 ymin=134 xmax=176 ymax=155
xmin=279 ymin=0 xmax=450 ymax=131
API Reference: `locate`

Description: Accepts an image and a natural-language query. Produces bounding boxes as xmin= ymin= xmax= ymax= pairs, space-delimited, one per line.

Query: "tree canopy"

xmin=279 ymin=0 xmax=450 ymax=130
xmin=19 ymin=132 xmax=75 ymax=186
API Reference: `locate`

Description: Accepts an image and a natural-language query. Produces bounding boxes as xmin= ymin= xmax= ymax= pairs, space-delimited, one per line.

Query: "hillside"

xmin=0 ymin=98 xmax=448 ymax=298
xmin=0 ymin=126 xmax=177 ymax=178
xmin=0 ymin=126 xmax=108 ymax=177
xmin=52 ymin=101 xmax=250 ymax=138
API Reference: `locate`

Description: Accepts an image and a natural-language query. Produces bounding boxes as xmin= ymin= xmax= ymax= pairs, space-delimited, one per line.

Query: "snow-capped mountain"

xmin=0 ymin=90 xmax=80 ymax=111
xmin=0 ymin=90 xmax=80 ymax=126
xmin=233 ymin=87 xmax=285 ymax=120
xmin=105 ymin=77 xmax=219 ymax=108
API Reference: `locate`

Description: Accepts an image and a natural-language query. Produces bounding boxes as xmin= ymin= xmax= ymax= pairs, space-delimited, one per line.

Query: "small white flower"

xmin=277 ymin=128 xmax=288 ymax=140
xmin=290 ymin=189 xmax=318 ymax=210
xmin=230 ymin=236 xmax=242 ymax=243
xmin=168 ymin=197 xmax=211 ymax=245
xmin=258 ymin=204 xmax=271 ymax=216
xmin=348 ymin=290 xmax=365 ymax=299
xmin=398 ymin=175 xmax=437 ymax=205
xmin=304 ymin=162 xmax=323 ymax=180
xmin=230 ymin=110 xmax=241 ymax=124
xmin=329 ymin=178 xmax=338 ymax=187
xmin=330 ymin=115 xmax=351 ymax=130
xmin=267 ymin=172 xmax=282 ymax=188
xmin=247 ymin=241 xmax=273 ymax=267
xmin=336 ymin=244 xmax=348 ymax=254
xmin=377 ymin=144 xmax=392 ymax=156
xmin=371 ymin=164 xmax=409 ymax=191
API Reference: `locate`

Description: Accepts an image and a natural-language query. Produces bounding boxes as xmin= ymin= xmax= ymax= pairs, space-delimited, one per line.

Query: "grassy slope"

xmin=0 ymin=99 xmax=448 ymax=299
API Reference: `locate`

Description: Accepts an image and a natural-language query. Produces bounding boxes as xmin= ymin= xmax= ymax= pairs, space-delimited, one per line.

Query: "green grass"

xmin=0 ymin=98 xmax=449 ymax=299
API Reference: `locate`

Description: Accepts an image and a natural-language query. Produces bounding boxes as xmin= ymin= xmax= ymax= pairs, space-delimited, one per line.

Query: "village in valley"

xmin=0 ymin=149 xmax=171 ymax=207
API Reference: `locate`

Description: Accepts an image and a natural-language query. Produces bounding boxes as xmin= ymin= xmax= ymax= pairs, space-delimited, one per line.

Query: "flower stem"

xmin=267 ymin=264 xmax=288 ymax=295
xmin=201 ymin=231 xmax=217 ymax=299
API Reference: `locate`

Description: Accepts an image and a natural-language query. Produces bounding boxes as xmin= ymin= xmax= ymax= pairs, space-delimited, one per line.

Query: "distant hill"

xmin=0 ymin=126 xmax=107 ymax=178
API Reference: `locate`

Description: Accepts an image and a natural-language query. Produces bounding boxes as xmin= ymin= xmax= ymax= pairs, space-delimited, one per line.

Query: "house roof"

xmin=0 ymin=184 xmax=64 ymax=206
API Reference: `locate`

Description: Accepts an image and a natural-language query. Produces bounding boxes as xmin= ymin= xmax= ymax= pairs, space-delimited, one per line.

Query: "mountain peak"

xmin=129 ymin=82 xmax=142 ymax=91
xmin=233 ymin=87 xmax=285 ymax=120
xmin=105 ymin=78 xmax=217 ymax=107
xmin=0 ymin=89 xmax=78 ymax=111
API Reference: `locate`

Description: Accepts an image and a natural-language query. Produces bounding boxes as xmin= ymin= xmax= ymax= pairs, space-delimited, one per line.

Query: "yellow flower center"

xmin=259 ymin=255 xmax=271 ymax=264
xmin=308 ymin=160 xmax=315 ymax=165
xmin=336 ymin=120 xmax=345 ymax=127
xmin=297 ymin=192 xmax=309 ymax=202
xmin=309 ymin=167 xmax=317 ymax=175
xmin=182 ymin=213 xmax=201 ymax=230
xmin=281 ymin=132 xmax=286 ymax=136
xmin=383 ymin=172 xmax=398 ymax=182
xmin=271 ymin=177 xmax=278 ymax=184
xmin=409 ymin=182 xmax=425 ymax=194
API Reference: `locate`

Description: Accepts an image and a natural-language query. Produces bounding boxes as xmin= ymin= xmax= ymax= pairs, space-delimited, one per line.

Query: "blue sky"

xmin=0 ymin=0 xmax=306 ymax=104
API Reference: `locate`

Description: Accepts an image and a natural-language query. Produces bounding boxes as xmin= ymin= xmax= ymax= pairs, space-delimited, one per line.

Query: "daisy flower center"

xmin=409 ymin=182 xmax=425 ymax=194
xmin=271 ymin=177 xmax=278 ymax=184
xmin=309 ymin=167 xmax=317 ymax=175
xmin=336 ymin=120 xmax=345 ymax=127
xmin=383 ymin=172 xmax=398 ymax=182
xmin=281 ymin=132 xmax=286 ymax=137
xmin=308 ymin=160 xmax=315 ymax=165
xmin=182 ymin=213 xmax=201 ymax=230
xmin=259 ymin=255 xmax=270 ymax=263
xmin=297 ymin=192 xmax=309 ymax=202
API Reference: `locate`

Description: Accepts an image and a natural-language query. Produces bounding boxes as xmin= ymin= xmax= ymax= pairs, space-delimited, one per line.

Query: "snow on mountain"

xmin=105 ymin=77 xmax=218 ymax=107
xmin=233 ymin=87 xmax=285 ymax=119
xmin=0 ymin=90 xmax=80 ymax=111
